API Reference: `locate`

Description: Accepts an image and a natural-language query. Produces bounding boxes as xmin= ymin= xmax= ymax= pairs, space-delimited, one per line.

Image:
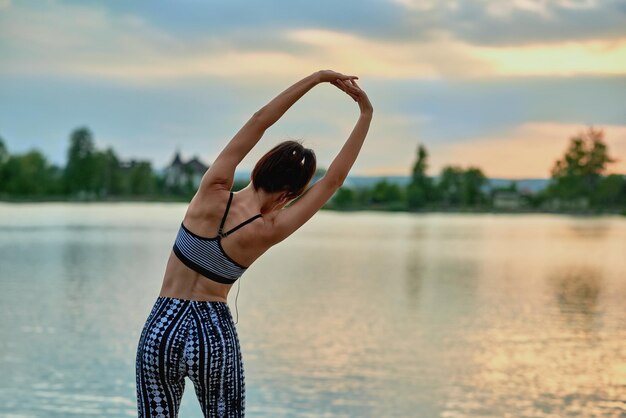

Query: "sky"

xmin=1 ymin=0 xmax=625 ymax=179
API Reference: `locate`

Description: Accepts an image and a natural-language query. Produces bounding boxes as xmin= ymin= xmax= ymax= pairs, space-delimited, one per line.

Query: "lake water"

xmin=0 ymin=203 xmax=625 ymax=417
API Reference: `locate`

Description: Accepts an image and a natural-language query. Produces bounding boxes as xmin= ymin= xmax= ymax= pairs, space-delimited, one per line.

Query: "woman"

xmin=135 ymin=70 xmax=373 ymax=417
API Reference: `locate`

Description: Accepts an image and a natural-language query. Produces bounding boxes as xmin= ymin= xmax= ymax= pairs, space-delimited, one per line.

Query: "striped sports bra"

xmin=172 ymin=191 xmax=263 ymax=284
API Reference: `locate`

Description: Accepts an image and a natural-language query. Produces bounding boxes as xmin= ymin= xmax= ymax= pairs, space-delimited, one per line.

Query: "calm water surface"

xmin=0 ymin=203 xmax=625 ymax=417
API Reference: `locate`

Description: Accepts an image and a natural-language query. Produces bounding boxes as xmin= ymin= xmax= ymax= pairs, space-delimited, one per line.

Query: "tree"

xmin=436 ymin=165 xmax=487 ymax=207
xmin=407 ymin=144 xmax=434 ymax=209
xmin=461 ymin=167 xmax=488 ymax=206
xmin=437 ymin=166 xmax=464 ymax=206
xmin=0 ymin=136 xmax=7 ymax=164
xmin=548 ymin=126 xmax=617 ymax=201
xmin=129 ymin=161 xmax=155 ymax=195
xmin=332 ymin=187 xmax=356 ymax=209
xmin=0 ymin=136 xmax=8 ymax=187
xmin=593 ymin=174 xmax=626 ymax=208
xmin=0 ymin=150 xmax=60 ymax=195
xmin=93 ymin=147 xmax=123 ymax=196
xmin=64 ymin=127 xmax=97 ymax=194
xmin=371 ymin=179 xmax=404 ymax=205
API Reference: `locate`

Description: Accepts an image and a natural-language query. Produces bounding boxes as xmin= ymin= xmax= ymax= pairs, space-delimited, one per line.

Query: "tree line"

xmin=0 ymin=125 xmax=624 ymax=213
xmin=330 ymin=126 xmax=625 ymax=213
xmin=0 ymin=128 xmax=159 ymax=199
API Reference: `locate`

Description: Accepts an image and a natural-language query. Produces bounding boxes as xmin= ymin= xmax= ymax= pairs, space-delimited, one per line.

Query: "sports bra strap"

xmin=221 ymin=213 xmax=263 ymax=238
xmin=218 ymin=191 xmax=234 ymax=236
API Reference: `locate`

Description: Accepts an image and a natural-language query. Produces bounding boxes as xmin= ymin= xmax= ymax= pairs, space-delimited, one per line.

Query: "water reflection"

xmin=404 ymin=251 xmax=424 ymax=307
xmin=403 ymin=224 xmax=426 ymax=307
xmin=564 ymin=218 xmax=612 ymax=240
xmin=548 ymin=265 xmax=603 ymax=318
xmin=405 ymin=214 xmax=626 ymax=418
xmin=0 ymin=206 xmax=625 ymax=417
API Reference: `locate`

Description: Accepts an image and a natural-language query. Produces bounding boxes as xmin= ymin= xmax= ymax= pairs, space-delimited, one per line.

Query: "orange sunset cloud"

xmin=429 ymin=122 xmax=626 ymax=178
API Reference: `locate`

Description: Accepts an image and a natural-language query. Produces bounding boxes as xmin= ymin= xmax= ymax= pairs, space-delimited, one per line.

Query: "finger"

xmin=345 ymin=78 xmax=359 ymax=89
xmin=343 ymin=79 xmax=357 ymax=91
xmin=338 ymin=82 xmax=359 ymax=101
xmin=340 ymin=86 xmax=359 ymax=100
xmin=336 ymin=77 xmax=358 ymax=90
xmin=347 ymin=79 xmax=363 ymax=92
xmin=333 ymin=79 xmax=348 ymax=91
xmin=339 ymin=79 xmax=360 ymax=93
xmin=338 ymin=81 xmax=360 ymax=99
xmin=347 ymin=78 xmax=362 ymax=91
xmin=336 ymin=79 xmax=351 ymax=91
xmin=333 ymin=80 xmax=358 ymax=100
xmin=334 ymin=82 xmax=355 ymax=98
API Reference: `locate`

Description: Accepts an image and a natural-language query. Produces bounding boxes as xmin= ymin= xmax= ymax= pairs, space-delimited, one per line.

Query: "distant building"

xmin=119 ymin=158 xmax=149 ymax=170
xmin=545 ymin=197 xmax=590 ymax=211
xmin=164 ymin=151 xmax=210 ymax=190
xmin=492 ymin=191 xmax=523 ymax=210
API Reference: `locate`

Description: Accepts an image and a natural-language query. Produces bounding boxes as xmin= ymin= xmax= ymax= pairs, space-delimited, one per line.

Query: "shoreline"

xmin=1 ymin=197 xmax=624 ymax=217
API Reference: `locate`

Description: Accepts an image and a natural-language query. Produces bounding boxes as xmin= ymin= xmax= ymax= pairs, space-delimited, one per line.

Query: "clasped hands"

xmin=316 ymin=70 xmax=373 ymax=116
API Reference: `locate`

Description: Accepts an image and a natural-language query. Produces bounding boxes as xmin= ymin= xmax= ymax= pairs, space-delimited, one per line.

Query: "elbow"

xmin=324 ymin=175 xmax=345 ymax=190
xmin=251 ymin=109 xmax=271 ymax=130
xmin=251 ymin=109 xmax=264 ymax=121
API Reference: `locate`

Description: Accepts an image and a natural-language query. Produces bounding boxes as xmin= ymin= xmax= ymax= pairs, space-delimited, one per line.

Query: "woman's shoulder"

xmin=184 ymin=186 xmax=230 ymax=224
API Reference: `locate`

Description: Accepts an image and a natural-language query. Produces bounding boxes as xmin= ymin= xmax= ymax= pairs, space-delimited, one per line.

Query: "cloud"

xmin=337 ymin=112 xmax=433 ymax=177
xmin=429 ymin=122 xmax=626 ymax=178
xmin=370 ymin=74 xmax=626 ymax=148
xmin=285 ymin=29 xmax=493 ymax=79
xmin=1 ymin=0 xmax=624 ymax=180
xmin=471 ymin=37 xmax=626 ymax=76
xmin=289 ymin=29 xmax=626 ymax=79
xmin=393 ymin=0 xmax=626 ymax=46
xmin=1 ymin=0 xmax=626 ymax=84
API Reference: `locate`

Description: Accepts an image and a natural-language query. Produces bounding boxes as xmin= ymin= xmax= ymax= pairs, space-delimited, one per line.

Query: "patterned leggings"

xmin=135 ymin=296 xmax=245 ymax=417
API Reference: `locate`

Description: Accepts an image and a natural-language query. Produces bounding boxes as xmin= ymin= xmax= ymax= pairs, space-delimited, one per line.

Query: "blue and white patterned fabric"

xmin=136 ymin=296 xmax=245 ymax=417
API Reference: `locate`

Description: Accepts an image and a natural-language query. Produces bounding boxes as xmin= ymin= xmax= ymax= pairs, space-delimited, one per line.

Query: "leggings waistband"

xmin=157 ymin=295 xmax=228 ymax=305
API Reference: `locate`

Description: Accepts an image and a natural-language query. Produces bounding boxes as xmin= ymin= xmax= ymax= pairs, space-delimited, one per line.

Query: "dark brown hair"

xmin=251 ymin=140 xmax=316 ymax=200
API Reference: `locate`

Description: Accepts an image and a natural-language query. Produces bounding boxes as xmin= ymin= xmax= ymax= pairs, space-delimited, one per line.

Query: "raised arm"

xmin=268 ymin=79 xmax=373 ymax=244
xmin=200 ymin=70 xmax=358 ymax=191
xmin=323 ymin=80 xmax=373 ymax=186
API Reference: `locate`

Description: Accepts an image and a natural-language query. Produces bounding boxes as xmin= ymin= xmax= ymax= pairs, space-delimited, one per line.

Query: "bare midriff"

xmin=158 ymin=250 xmax=234 ymax=303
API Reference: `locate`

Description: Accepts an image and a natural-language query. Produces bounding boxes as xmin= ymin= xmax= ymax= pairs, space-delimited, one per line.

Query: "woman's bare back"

xmin=159 ymin=187 xmax=272 ymax=302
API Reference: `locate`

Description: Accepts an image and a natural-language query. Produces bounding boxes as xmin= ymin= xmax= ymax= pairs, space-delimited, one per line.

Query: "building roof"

xmin=167 ymin=151 xmax=210 ymax=174
xmin=170 ymin=151 xmax=184 ymax=167
xmin=187 ymin=156 xmax=209 ymax=173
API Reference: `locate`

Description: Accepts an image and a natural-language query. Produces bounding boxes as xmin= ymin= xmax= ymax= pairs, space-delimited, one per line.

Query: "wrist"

xmin=360 ymin=110 xmax=373 ymax=119
xmin=312 ymin=71 xmax=323 ymax=84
